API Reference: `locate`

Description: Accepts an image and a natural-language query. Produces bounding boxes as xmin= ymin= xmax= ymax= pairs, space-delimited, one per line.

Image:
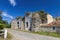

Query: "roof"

xmin=40 ymin=21 xmax=60 ymax=27
xmin=49 ymin=21 xmax=60 ymax=26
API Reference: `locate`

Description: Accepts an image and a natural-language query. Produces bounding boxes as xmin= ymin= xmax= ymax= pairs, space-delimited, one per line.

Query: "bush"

xmin=6 ymin=24 xmax=11 ymax=28
xmin=0 ymin=24 xmax=5 ymax=29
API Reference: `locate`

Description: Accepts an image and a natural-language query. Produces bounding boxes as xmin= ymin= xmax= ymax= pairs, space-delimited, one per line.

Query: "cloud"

xmin=2 ymin=12 xmax=13 ymax=19
xmin=9 ymin=0 xmax=16 ymax=7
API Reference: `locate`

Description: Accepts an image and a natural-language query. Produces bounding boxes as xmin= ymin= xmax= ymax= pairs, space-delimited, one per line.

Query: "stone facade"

xmin=31 ymin=12 xmax=41 ymax=32
xmin=11 ymin=19 xmax=24 ymax=30
xmin=11 ymin=19 xmax=18 ymax=29
xmin=11 ymin=12 xmax=58 ymax=32
xmin=25 ymin=12 xmax=32 ymax=31
xmin=24 ymin=12 xmax=54 ymax=32
xmin=24 ymin=12 xmax=42 ymax=32
xmin=40 ymin=25 xmax=56 ymax=32
xmin=40 ymin=21 xmax=60 ymax=32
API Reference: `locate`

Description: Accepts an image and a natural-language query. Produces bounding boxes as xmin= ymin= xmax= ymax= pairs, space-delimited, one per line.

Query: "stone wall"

xmin=56 ymin=27 xmax=60 ymax=33
xmin=39 ymin=26 xmax=56 ymax=32
xmin=31 ymin=13 xmax=41 ymax=32
xmin=11 ymin=19 xmax=24 ymax=30
xmin=25 ymin=13 xmax=32 ymax=31
xmin=11 ymin=20 xmax=18 ymax=29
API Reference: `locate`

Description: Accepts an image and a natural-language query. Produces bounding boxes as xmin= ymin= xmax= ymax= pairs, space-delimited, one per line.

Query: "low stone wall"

xmin=39 ymin=26 xmax=56 ymax=32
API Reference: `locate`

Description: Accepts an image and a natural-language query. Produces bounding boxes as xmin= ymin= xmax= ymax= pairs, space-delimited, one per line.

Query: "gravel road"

xmin=8 ymin=29 xmax=60 ymax=40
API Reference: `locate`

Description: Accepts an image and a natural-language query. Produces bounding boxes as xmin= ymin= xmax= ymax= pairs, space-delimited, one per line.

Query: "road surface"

xmin=8 ymin=29 xmax=60 ymax=40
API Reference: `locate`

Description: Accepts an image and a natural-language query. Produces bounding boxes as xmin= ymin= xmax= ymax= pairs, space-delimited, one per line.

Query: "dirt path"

xmin=8 ymin=29 xmax=60 ymax=40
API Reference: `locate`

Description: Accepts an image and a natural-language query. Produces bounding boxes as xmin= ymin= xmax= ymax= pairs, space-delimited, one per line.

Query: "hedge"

xmin=0 ymin=24 xmax=5 ymax=30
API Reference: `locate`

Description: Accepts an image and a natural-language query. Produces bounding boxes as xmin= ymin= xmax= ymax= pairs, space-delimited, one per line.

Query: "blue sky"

xmin=0 ymin=0 xmax=60 ymax=23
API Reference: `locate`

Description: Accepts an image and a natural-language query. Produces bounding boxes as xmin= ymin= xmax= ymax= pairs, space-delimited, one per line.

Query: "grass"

xmin=0 ymin=33 xmax=12 ymax=40
xmin=17 ymin=29 xmax=60 ymax=38
xmin=0 ymin=37 xmax=3 ymax=40
xmin=6 ymin=33 xmax=13 ymax=40
xmin=31 ymin=32 xmax=60 ymax=38
xmin=13 ymin=29 xmax=60 ymax=38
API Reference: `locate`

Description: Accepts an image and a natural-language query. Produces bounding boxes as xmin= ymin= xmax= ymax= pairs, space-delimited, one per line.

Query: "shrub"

xmin=6 ymin=24 xmax=11 ymax=28
xmin=0 ymin=24 xmax=5 ymax=30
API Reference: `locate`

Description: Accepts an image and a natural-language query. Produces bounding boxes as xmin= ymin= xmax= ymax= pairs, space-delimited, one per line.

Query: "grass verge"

xmin=17 ymin=30 xmax=60 ymax=38
xmin=0 ymin=33 xmax=12 ymax=40
xmin=32 ymin=32 xmax=60 ymax=38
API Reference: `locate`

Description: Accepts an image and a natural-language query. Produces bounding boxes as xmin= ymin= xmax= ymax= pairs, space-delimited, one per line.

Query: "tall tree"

xmin=0 ymin=11 xmax=2 ymax=21
xmin=39 ymin=10 xmax=47 ymax=23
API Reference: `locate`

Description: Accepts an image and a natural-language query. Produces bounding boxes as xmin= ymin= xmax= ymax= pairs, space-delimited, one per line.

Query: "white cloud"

xmin=9 ymin=0 xmax=16 ymax=7
xmin=2 ymin=12 xmax=13 ymax=19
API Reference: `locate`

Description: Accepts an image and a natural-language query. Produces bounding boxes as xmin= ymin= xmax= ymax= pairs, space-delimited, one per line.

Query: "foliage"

xmin=0 ymin=10 xmax=10 ymax=28
xmin=19 ymin=30 xmax=60 ymax=38
xmin=6 ymin=33 xmax=13 ymax=40
xmin=55 ymin=17 xmax=60 ymax=21
xmin=0 ymin=24 xmax=5 ymax=29
xmin=26 ymin=12 xmax=30 ymax=15
xmin=0 ymin=11 xmax=2 ymax=21
xmin=6 ymin=24 xmax=11 ymax=28
xmin=16 ymin=16 xmax=22 ymax=20
xmin=0 ymin=21 xmax=3 ymax=24
xmin=0 ymin=16 xmax=2 ymax=21
xmin=32 ymin=32 xmax=60 ymax=38
xmin=39 ymin=10 xmax=47 ymax=23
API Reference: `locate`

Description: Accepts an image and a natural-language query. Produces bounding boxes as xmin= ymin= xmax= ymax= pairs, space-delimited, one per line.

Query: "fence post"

xmin=4 ymin=29 xmax=7 ymax=39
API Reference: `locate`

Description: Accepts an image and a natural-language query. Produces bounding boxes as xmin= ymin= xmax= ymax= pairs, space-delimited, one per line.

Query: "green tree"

xmin=3 ymin=20 xmax=8 ymax=24
xmin=16 ymin=16 xmax=22 ymax=20
xmin=0 ymin=24 xmax=5 ymax=29
xmin=0 ymin=11 xmax=2 ymax=21
xmin=0 ymin=11 xmax=9 ymax=29
xmin=39 ymin=10 xmax=47 ymax=23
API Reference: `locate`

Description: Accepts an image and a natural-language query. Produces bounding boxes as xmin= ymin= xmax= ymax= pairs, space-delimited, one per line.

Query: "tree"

xmin=0 ymin=11 xmax=2 ymax=21
xmin=0 ymin=24 xmax=5 ymax=29
xmin=16 ymin=16 xmax=22 ymax=20
xmin=39 ymin=10 xmax=47 ymax=23
xmin=3 ymin=20 xmax=8 ymax=24
xmin=0 ymin=11 xmax=9 ymax=28
xmin=55 ymin=17 xmax=60 ymax=21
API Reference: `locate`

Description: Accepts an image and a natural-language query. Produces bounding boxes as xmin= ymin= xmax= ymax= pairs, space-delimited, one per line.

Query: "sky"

xmin=0 ymin=0 xmax=60 ymax=23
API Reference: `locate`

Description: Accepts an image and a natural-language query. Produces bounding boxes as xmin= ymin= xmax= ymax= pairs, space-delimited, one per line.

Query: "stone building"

xmin=11 ymin=11 xmax=57 ymax=32
xmin=11 ymin=18 xmax=24 ymax=30
xmin=11 ymin=19 xmax=18 ymax=29
xmin=31 ymin=12 xmax=41 ymax=32
xmin=24 ymin=12 xmax=54 ymax=32
xmin=40 ymin=21 xmax=60 ymax=33
xmin=24 ymin=12 xmax=42 ymax=32
xmin=24 ymin=12 xmax=32 ymax=31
